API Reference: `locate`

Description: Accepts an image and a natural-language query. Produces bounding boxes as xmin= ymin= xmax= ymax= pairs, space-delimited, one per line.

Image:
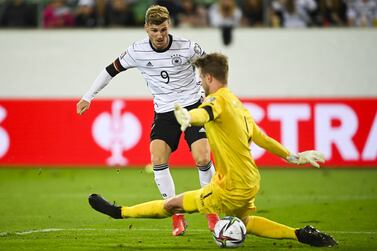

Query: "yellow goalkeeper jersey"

xmin=191 ymin=87 xmax=291 ymax=194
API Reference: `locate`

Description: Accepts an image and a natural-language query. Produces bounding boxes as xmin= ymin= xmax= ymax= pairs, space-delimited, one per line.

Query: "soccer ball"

xmin=212 ymin=216 xmax=246 ymax=248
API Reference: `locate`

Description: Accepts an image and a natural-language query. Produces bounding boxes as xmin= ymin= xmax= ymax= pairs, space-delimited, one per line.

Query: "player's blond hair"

xmin=193 ymin=53 xmax=229 ymax=85
xmin=145 ymin=5 xmax=170 ymax=25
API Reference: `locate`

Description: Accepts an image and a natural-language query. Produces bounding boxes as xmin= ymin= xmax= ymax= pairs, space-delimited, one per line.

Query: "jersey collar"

xmin=149 ymin=34 xmax=173 ymax=53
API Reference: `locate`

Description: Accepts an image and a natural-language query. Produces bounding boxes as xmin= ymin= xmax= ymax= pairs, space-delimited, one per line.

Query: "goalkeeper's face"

xmin=199 ymin=71 xmax=210 ymax=96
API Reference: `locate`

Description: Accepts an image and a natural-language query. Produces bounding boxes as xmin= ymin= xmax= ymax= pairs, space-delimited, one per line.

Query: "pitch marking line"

xmin=1 ymin=228 xmax=376 ymax=236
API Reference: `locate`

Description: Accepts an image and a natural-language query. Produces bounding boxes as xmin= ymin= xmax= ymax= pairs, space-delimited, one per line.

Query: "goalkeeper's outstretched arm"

xmin=250 ymin=118 xmax=325 ymax=168
xmin=174 ymin=104 xmax=210 ymax=131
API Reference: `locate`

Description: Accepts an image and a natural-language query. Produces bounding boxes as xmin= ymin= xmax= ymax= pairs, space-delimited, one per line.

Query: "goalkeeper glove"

xmin=174 ymin=103 xmax=191 ymax=131
xmin=287 ymin=150 xmax=325 ymax=168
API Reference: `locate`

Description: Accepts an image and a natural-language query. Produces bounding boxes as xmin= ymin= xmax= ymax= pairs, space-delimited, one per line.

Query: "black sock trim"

xmin=153 ymin=163 xmax=169 ymax=171
xmin=197 ymin=161 xmax=212 ymax=172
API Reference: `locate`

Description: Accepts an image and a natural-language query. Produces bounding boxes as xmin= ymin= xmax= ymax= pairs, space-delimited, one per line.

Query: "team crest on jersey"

xmin=120 ymin=51 xmax=127 ymax=59
xmin=171 ymin=54 xmax=183 ymax=66
xmin=194 ymin=43 xmax=202 ymax=55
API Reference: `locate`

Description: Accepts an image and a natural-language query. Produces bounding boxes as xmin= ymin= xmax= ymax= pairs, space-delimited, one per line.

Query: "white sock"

xmin=197 ymin=161 xmax=215 ymax=187
xmin=153 ymin=164 xmax=175 ymax=199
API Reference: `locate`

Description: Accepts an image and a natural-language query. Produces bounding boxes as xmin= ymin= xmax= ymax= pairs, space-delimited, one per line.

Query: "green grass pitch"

xmin=0 ymin=167 xmax=376 ymax=250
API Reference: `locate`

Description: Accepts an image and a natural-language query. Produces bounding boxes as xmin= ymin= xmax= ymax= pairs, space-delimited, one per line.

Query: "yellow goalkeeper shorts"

xmin=182 ymin=182 xmax=259 ymax=220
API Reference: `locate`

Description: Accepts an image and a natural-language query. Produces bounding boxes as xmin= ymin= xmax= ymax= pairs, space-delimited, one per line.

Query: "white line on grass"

xmin=2 ymin=193 xmax=377 ymax=200
xmin=1 ymin=228 xmax=376 ymax=236
xmin=262 ymin=195 xmax=377 ymax=201
xmin=331 ymin=231 xmax=377 ymax=234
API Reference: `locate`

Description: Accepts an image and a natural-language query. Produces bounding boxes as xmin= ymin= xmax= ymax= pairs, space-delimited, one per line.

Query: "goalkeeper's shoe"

xmin=88 ymin=194 xmax=122 ymax=219
xmin=206 ymin=214 xmax=220 ymax=232
xmin=172 ymin=214 xmax=188 ymax=236
xmin=295 ymin=225 xmax=338 ymax=247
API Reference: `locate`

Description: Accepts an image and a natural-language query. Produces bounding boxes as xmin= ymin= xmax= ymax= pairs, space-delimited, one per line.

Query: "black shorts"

xmin=150 ymin=101 xmax=207 ymax=152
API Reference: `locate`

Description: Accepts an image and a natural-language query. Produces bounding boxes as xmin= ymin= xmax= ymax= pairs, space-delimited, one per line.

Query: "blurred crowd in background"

xmin=0 ymin=0 xmax=376 ymax=29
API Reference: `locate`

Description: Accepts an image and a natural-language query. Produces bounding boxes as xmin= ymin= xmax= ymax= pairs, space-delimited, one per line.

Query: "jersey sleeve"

xmin=82 ymin=69 xmax=112 ymax=102
xmin=189 ymin=41 xmax=206 ymax=63
xmin=118 ymin=44 xmax=137 ymax=70
xmin=105 ymin=44 xmax=137 ymax=77
xmin=189 ymin=108 xmax=210 ymax=126
xmin=248 ymin=113 xmax=291 ymax=159
xmin=200 ymin=95 xmax=222 ymax=120
xmin=189 ymin=95 xmax=223 ymax=126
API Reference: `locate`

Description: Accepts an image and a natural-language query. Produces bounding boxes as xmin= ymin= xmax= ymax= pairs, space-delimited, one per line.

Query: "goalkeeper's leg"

xmin=122 ymin=190 xmax=201 ymax=218
xmin=245 ymin=216 xmax=297 ymax=239
xmin=88 ymin=190 xmax=201 ymax=219
xmin=244 ymin=216 xmax=337 ymax=247
xmin=88 ymin=194 xmax=170 ymax=219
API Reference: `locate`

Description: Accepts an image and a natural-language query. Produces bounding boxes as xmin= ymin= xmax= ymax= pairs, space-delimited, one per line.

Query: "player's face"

xmin=145 ymin=21 xmax=170 ymax=50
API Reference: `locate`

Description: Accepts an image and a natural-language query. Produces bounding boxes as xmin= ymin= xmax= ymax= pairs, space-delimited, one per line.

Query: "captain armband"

xmin=105 ymin=58 xmax=126 ymax=77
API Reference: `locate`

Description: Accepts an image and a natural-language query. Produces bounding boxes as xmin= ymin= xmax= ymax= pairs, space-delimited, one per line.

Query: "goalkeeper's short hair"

xmin=193 ymin=53 xmax=229 ymax=84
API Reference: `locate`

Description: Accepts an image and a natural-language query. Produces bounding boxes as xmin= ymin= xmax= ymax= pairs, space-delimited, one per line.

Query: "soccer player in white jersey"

xmin=76 ymin=5 xmax=218 ymax=236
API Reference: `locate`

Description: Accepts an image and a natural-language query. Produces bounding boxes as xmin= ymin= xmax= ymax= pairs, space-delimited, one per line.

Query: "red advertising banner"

xmin=0 ymin=98 xmax=376 ymax=167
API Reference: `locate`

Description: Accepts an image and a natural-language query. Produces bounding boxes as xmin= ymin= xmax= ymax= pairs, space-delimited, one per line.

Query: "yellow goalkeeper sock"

xmin=121 ymin=200 xmax=171 ymax=218
xmin=246 ymin=216 xmax=297 ymax=240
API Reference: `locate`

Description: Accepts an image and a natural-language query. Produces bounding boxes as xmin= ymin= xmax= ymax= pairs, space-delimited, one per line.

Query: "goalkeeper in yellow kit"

xmin=88 ymin=53 xmax=337 ymax=247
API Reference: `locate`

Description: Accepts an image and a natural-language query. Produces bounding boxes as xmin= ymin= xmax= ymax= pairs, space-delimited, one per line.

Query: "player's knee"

xmin=150 ymin=154 xmax=169 ymax=165
xmin=193 ymin=148 xmax=211 ymax=166
xmin=151 ymin=157 xmax=164 ymax=165
xmin=195 ymin=157 xmax=211 ymax=167
xmin=150 ymin=140 xmax=171 ymax=165
xmin=191 ymin=139 xmax=211 ymax=166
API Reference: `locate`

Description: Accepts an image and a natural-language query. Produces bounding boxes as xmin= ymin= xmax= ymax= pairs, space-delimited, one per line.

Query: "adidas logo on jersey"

xmin=147 ymin=61 xmax=153 ymax=67
xmin=199 ymin=128 xmax=206 ymax=133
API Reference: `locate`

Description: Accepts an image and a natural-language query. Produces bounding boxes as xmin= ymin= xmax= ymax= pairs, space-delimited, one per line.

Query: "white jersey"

xmin=119 ymin=34 xmax=205 ymax=113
